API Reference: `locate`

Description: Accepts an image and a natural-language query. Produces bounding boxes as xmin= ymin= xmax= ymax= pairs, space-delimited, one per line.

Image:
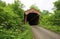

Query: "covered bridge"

xmin=24 ymin=8 xmax=40 ymax=25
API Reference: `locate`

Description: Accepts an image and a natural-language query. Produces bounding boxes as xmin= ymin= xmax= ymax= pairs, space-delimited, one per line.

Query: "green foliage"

xmin=30 ymin=4 xmax=40 ymax=12
xmin=21 ymin=24 xmax=33 ymax=39
xmin=40 ymin=13 xmax=60 ymax=34
xmin=0 ymin=0 xmax=33 ymax=39
xmin=54 ymin=0 xmax=60 ymax=10
xmin=41 ymin=10 xmax=49 ymax=16
xmin=40 ymin=25 xmax=60 ymax=34
xmin=0 ymin=0 xmax=6 ymax=7
xmin=53 ymin=0 xmax=60 ymax=26
xmin=40 ymin=0 xmax=60 ymax=34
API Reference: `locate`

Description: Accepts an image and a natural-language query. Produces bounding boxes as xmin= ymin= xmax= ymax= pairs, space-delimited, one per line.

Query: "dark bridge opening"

xmin=27 ymin=13 xmax=39 ymax=25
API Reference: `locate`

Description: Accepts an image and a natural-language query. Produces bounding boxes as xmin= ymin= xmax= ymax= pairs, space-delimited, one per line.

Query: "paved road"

xmin=31 ymin=26 xmax=60 ymax=39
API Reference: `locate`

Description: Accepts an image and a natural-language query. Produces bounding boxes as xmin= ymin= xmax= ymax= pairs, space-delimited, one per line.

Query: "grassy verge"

xmin=39 ymin=25 xmax=60 ymax=34
xmin=21 ymin=24 xmax=33 ymax=39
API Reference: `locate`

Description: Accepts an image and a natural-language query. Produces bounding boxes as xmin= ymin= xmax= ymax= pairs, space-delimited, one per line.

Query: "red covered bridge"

xmin=24 ymin=8 xmax=40 ymax=25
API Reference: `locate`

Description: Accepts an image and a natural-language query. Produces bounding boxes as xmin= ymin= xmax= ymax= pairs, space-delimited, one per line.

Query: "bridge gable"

xmin=25 ymin=8 xmax=40 ymax=15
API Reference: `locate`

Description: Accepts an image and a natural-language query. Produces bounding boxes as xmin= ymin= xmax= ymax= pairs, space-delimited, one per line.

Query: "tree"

xmin=0 ymin=0 xmax=27 ymax=39
xmin=53 ymin=0 xmax=60 ymax=26
xmin=0 ymin=0 xmax=6 ymax=7
xmin=9 ymin=0 xmax=24 ymax=19
xmin=30 ymin=4 xmax=40 ymax=12
xmin=54 ymin=0 xmax=60 ymax=10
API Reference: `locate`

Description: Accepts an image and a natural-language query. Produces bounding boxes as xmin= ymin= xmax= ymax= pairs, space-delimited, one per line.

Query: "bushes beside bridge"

xmin=0 ymin=0 xmax=33 ymax=39
xmin=40 ymin=0 xmax=60 ymax=34
xmin=0 ymin=24 xmax=33 ymax=39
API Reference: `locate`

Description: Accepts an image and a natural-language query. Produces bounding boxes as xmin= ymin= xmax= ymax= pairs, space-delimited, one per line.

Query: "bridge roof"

xmin=25 ymin=8 xmax=40 ymax=15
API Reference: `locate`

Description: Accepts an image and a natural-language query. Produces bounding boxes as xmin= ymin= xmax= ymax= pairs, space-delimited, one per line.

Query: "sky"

xmin=2 ymin=0 xmax=57 ymax=12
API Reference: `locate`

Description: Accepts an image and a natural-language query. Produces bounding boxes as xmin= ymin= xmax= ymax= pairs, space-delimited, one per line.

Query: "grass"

xmin=21 ymin=24 xmax=33 ymax=39
xmin=40 ymin=24 xmax=60 ymax=34
xmin=21 ymin=29 xmax=33 ymax=39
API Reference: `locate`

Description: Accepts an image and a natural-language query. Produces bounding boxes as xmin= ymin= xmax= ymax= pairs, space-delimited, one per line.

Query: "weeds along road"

xmin=31 ymin=26 xmax=60 ymax=39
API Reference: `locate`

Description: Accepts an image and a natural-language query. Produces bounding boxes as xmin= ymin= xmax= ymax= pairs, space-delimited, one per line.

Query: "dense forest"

xmin=0 ymin=0 xmax=33 ymax=39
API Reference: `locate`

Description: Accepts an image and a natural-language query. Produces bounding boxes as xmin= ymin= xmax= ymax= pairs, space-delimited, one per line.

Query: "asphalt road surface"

xmin=31 ymin=25 xmax=60 ymax=39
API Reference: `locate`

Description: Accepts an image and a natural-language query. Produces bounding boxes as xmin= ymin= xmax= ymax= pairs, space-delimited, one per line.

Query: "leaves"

xmin=0 ymin=0 xmax=32 ymax=39
xmin=40 ymin=0 xmax=60 ymax=34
